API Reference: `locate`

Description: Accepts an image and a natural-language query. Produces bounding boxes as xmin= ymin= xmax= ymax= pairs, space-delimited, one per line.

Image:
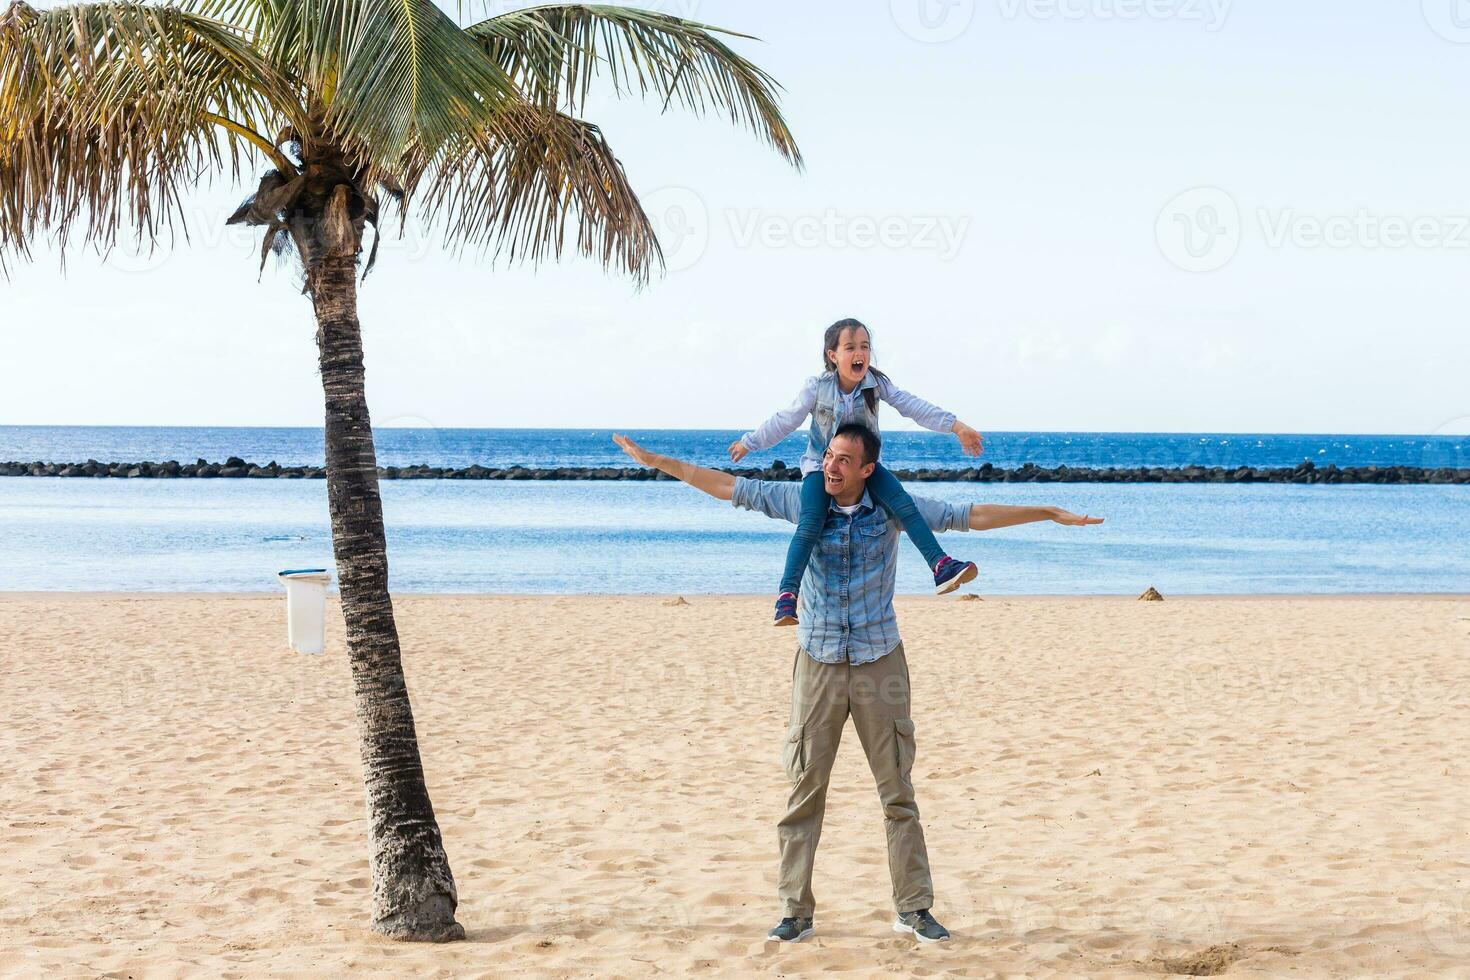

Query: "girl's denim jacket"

xmin=740 ymin=371 xmax=957 ymax=476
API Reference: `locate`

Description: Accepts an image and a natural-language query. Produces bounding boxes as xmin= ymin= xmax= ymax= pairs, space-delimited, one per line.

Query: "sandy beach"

xmin=2 ymin=594 xmax=1468 ymax=978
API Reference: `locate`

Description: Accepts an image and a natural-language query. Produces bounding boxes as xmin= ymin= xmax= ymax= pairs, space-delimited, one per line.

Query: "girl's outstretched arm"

xmin=729 ymin=376 xmax=820 ymax=462
xmin=875 ymin=375 xmax=984 ymax=456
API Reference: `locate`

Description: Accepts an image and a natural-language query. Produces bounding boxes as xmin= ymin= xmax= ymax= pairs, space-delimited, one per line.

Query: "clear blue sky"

xmin=4 ymin=0 xmax=1468 ymax=435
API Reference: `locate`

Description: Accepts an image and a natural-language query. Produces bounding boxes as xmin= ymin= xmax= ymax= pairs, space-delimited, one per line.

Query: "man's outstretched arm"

xmin=613 ymin=434 xmax=735 ymax=501
xmin=969 ymin=504 xmax=1103 ymax=531
xmin=909 ymin=492 xmax=1104 ymax=532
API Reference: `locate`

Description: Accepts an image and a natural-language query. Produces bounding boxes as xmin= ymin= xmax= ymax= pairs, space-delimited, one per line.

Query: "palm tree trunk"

xmin=308 ymin=251 xmax=464 ymax=942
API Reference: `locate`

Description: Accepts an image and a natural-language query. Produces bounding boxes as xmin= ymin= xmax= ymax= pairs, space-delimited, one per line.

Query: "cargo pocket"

xmin=782 ymin=723 xmax=806 ymax=785
xmin=893 ymin=718 xmax=916 ymax=779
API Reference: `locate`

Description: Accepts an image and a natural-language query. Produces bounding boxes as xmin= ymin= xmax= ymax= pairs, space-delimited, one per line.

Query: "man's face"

xmin=823 ymin=434 xmax=876 ymax=503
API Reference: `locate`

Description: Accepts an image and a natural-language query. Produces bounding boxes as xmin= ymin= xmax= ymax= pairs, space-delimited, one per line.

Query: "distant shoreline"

xmin=3 ymin=458 xmax=1468 ymax=484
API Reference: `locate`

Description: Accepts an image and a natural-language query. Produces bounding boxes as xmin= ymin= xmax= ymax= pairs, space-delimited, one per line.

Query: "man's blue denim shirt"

xmin=731 ymin=477 xmax=972 ymax=665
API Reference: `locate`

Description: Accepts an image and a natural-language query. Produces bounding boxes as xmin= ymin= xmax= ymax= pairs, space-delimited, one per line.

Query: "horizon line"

xmin=0 ymin=423 xmax=1464 ymax=439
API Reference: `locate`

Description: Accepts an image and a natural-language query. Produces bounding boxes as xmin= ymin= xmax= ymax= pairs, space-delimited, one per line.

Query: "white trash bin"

xmin=277 ymin=568 xmax=331 ymax=655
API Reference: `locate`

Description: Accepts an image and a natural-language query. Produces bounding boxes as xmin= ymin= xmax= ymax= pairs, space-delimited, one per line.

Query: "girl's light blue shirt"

xmin=740 ymin=371 xmax=958 ymax=476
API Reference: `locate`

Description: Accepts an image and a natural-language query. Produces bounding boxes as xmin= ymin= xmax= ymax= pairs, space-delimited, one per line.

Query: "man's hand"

xmin=952 ymin=421 xmax=984 ymax=456
xmin=611 ymin=434 xmax=736 ymax=501
xmin=613 ymin=433 xmax=654 ymax=467
xmin=728 ymin=439 xmax=750 ymax=463
xmin=1048 ymin=507 xmax=1104 ymax=526
xmin=968 ymin=503 xmax=1105 ymax=531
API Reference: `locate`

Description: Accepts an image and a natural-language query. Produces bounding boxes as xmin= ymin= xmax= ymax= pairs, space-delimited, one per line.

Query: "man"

xmin=612 ymin=424 xmax=1102 ymax=944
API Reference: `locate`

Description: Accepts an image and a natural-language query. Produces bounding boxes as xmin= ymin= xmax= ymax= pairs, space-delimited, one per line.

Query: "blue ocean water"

xmin=1 ymin=425 xmax=1467 ymax=471
xmin=0 ymin=428 xmax=1466 ymax=594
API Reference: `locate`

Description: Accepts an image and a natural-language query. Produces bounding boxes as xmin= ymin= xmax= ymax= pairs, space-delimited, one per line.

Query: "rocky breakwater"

xmin=0 ymin=457 xmax=327 ymax=479
xmin=1 ymin=458 xmax=1467 ymax=484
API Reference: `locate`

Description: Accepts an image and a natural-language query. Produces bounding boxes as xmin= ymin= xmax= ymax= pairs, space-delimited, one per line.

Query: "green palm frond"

xmin=464 ymin=3 xmax=801 ymax=166
xmin=202 ymin=0 xmax=530 ymax=173
xmin=408 ymin=101 xmax=658 ymax=282
xmin=0 ymin=0 xmax=297 ymax=269
xmin=2 ymin=0 xmax=799 ymax=283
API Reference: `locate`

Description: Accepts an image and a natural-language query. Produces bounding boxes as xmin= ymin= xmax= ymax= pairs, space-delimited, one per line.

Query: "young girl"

xmin=730 ymin=318 xmax=985 ymax=626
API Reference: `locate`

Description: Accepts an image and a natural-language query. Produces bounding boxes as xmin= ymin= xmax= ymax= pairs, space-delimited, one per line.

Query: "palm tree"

xmin=0 ymin=0 xmax=799 ymax=941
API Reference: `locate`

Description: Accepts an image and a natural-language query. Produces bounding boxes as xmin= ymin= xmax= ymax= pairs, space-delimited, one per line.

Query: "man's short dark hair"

xmin=832 ymin=423 xmax=881 ymax=465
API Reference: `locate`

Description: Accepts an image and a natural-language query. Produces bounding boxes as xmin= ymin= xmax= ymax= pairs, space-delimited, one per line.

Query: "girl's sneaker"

xmin=933 ymin=556 xmax=978 ymax=595
xmin=773 ymin=592 xmax=798 ymax=627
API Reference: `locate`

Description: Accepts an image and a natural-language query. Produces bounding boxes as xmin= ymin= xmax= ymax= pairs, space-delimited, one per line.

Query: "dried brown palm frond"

xmin=0 ymin=0 xmax=299 ymax=271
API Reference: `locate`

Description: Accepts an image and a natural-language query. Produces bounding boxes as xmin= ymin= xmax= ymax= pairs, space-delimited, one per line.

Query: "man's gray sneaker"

xmin=893 ymin=908 xmax=950 ymax=943
xmin=767 ymin=916 xmax=814 ymax=942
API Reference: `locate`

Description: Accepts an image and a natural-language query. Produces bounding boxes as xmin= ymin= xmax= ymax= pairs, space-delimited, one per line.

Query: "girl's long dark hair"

xmin=823 ymin=317 xmax=890 ymax=414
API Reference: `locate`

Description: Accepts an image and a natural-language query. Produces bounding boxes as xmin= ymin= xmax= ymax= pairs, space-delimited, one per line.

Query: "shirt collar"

xmin=829 ymin=488 xmax=875 ymax=514
xmin=832 ymin=371 xmax=879 ymax=395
